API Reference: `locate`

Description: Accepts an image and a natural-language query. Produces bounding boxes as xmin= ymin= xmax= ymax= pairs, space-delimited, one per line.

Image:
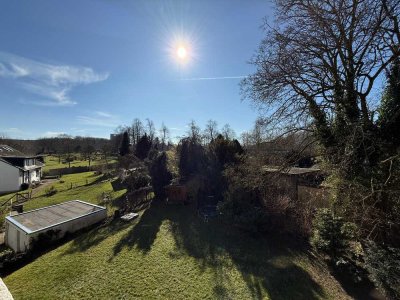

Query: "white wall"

xmin=4 ymin=222 xmax=29 ymax=253
xmin=0 ymin=160 xmax=21 ymax=193
xmin=28 ymin=169 xmax=41 ymax=183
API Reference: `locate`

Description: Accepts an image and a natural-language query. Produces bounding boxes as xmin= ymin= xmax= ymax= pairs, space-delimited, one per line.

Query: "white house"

xmin=0 ymin=145 xmax=44 ymax=194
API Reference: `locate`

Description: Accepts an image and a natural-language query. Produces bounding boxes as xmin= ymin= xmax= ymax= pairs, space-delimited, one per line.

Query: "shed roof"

xmin=5 ymin=200 xmax=105 ymax=234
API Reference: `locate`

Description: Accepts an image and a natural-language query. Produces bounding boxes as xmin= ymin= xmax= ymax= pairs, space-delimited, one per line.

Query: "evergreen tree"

xmin=135 ymin=134 xmax=152 ymax=160
xmin=119 ymin=131 xmax=130 ymax=156
xmin=150 ymin=152 xmax=172 ymax=200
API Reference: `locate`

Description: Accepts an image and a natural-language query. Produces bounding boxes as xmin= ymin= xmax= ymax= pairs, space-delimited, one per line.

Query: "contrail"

xmin=180 ymin=75 xmax=247 ymax=81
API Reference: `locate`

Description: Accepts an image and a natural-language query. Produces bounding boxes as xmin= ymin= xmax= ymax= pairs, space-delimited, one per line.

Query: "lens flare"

xmin=177 ymin=46 xmax=187 ymax=59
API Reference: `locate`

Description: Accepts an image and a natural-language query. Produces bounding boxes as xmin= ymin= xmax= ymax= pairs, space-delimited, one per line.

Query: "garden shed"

xmin=5 ymin=200 xmax=107 ymax=252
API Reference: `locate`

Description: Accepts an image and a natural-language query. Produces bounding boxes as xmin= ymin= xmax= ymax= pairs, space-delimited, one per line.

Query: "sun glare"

xmin=177 ymin=46 xmax=187 ymax=60
xmin=166 ymin=32 xmax=198 ymax=68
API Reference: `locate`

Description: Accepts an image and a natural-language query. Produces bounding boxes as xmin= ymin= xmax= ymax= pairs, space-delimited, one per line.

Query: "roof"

xmin=5 ymin=200 xmax=106 ymax=234
xmin=0 ymin=144 xmax=40 ymax=158
xmin=0 ymin=145 xmax=25 ymax=157
xmin=0 ymin=157 xmax=43 ymax=172
xmin=262 ymin=166 xmax=321 ymax=175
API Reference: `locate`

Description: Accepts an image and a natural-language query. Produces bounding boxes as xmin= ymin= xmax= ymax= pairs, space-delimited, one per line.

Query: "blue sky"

xmin=0 ymin=0 xmax=273 ymax=140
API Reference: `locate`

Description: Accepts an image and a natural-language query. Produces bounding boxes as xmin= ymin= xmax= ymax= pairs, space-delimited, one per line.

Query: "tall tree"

xmin=221 ymin=124 xmax=236 ymax=140
xmin=242 ymin=0 xmax=400 ymax=173
xmin=159 ymin=122 xmax=170 ymax=150
xmin=135 ymin=134 xmax=152 ymax=160
xmin=146 ymin=118 xmax=156 ymax=142
xmin=203 ymin=119 xmax=218 ymax=144
xmin=187 ymin=120 xmax=202 ymax=143
xmin=131 ymin=118 xmax=144 ymax=145
xmin=119 ymin=131 xmax=130 ymax=156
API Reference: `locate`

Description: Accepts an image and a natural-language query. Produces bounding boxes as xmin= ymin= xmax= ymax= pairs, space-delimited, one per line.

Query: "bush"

xmin=44 ymin=186 xmax=57 ymax=197
xmin=30 ymin=229 xmax=61 ymax=252
xmin=0 ymin=248 xmax=15 ymax=267
xmin=311 ymin=208 xmax=356 ymax=258
xmin=364 ymin=241 xmax=400 ymax=300
xmin=123 ymin=172 xmax=151 ymax=191
xmin=218 ymin=198 xmax=266 ymax=233
xmin=20 ymin=183 xmax=29 ymax=190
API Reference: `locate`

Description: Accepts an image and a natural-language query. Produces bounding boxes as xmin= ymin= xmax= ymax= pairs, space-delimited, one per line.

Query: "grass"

xmin=0 ymin=172 xmax=127 ymax=226
xmin=44 ymin=155 xmax=117 ymax=171
xmin=3 ymin=200 xmax=350 ymax=299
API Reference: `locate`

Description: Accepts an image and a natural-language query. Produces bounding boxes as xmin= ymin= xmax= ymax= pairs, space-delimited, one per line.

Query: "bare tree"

xmin=221 ymin=124 xmax=236 ymax=140
xmin=187 ymin=120 xmax=202 ymax=143
xmin=131 ymin=118 xmax=144 ymax=145
xmin=242 ymin=0 xmax=400 ymax=152
xmin=146 ymin=118 xmax=156 ymax=142
xmin=203 ymin=119 xmax=218 ymax=144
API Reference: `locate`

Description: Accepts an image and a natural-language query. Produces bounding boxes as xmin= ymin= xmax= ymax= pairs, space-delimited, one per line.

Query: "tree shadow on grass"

xmin=111 ymin=201 xmax=166 ymax=257
xmin=110 ymin=202 xmax=327 ymax=299
xmin=61 ymin=220 xmax=132 ymax=255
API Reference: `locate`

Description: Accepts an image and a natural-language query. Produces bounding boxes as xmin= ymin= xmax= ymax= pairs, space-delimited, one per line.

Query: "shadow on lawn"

xmin=110 ymin=202 xmax=326 ymax=299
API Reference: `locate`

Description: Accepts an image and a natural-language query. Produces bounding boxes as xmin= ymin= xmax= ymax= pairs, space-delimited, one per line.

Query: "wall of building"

xmin=28 ymin=169 xmax=41 ymax=183
xmin=4 ymin=222 xmax=29 ymax=253
xmin=0 ymin=160 xmax=21 ymax=193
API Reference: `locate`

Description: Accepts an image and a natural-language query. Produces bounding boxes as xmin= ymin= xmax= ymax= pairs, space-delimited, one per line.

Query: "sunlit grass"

xmin=4 ymin=203 xmax=348 ymax=300
xmin=44 ymin=155 xmax=117 ymax=171
xmin=0 ymin=172 xmax=126 ymax=226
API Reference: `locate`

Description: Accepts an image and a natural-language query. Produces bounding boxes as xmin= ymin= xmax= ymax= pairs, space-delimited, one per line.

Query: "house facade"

xmin=0 ymin=145 xmax=44 ymax=194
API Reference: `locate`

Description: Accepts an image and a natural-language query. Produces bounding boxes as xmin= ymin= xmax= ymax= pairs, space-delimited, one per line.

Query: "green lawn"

xmin=4 ymin=201 xmax=349 ymax=299
xmin=0 ymin=172 xmax=126 ymax=226
xmin=44 ymin=155 xmax=117 ymax=171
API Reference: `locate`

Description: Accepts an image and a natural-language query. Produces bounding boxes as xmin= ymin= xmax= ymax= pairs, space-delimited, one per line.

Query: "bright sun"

xmin=177 ymin=46 xmax=187 ymax=60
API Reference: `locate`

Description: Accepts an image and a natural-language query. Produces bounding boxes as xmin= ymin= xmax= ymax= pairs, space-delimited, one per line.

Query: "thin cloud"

xmin=77 ymin=111 xmax=120 ymax=127
xmin=43 ymin=131 xmax=66 ymax=137
xmin=180 ymin=75 xmax=247 ymax=81
xmin=0 ymin=52 xmax=109 ymax=106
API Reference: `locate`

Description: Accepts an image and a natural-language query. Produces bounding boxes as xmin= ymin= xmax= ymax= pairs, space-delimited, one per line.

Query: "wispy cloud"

xmin=42 ymin=131 xmax=66 ymax=137
xmin=180 ymin=75 xmax=247 ymax=81
xmin=77 ymin=111 xmax=120 ymax=127
xmin=170 ymin=127 xmax=184 ymax=131
xmin=0 ymin=52 xmax=109 ymax=106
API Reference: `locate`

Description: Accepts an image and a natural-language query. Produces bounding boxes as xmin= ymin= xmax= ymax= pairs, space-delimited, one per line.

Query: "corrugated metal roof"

xmin=6 ymin=200 xmax=106 ymax=234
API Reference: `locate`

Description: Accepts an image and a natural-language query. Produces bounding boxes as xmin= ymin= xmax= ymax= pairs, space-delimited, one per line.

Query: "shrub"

xmin=44 ymin=186 xmax=57 ymax=197
xmin=123 ymin=172 xmax=151 ymax=191
xmin=364 ymin=241 xmax=400 ymax=300
xmin=311 ymin=208 xmax=356 ymax=258
xmin=0 ymin=248 xmax=15 ymax=267
xmin=30 ymin=229 xmax=61 ymax=252
xmin=218 ymin=198 xmax=266 ymax=234
xmin=20 ymin=183 xmax=29 ymax=190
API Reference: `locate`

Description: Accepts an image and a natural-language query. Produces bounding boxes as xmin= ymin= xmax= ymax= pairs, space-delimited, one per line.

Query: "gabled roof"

xmin=0 ymin=158 xmax=25 ymax=171
xmin=0 ymin=144 xmax=39 ymax=158
xmin=0 ymin=145 xmax=25 ymax=157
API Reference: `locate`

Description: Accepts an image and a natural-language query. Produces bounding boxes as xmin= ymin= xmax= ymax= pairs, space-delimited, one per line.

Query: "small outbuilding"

xmin=5 ymin=200 xmax=107 ymax=252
